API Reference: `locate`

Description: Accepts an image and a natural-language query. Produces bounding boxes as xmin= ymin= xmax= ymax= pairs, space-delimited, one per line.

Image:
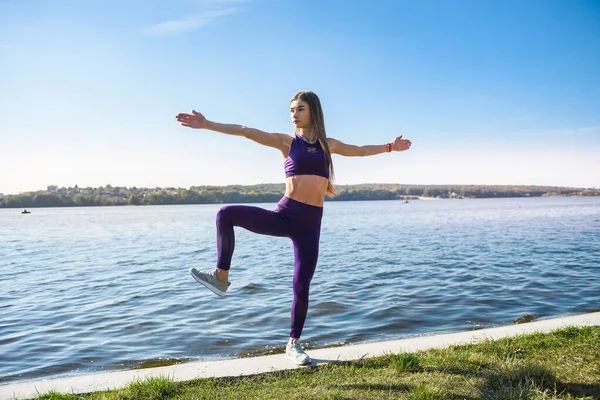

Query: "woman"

xmin=176 ymin=90 xmax=412 ymax=365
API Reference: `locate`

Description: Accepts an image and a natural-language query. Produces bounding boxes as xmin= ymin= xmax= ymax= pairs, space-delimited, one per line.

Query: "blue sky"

xmin=1 ymin=0 xmax=599 ymax=195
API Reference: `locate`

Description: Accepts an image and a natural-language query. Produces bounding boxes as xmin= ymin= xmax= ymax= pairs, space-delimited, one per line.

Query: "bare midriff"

xmin=285 ymin=175 xmax=328 ymax=207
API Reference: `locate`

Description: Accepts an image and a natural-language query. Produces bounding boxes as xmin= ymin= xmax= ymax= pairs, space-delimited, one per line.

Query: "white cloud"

xmin=144 ymin=7 xmax=238 ymax=36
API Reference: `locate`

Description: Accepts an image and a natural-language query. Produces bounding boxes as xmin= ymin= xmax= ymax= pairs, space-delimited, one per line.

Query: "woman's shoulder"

xmin=275 ymin=133 xmax=295 ymax=145
xmin=326 ymin=137 xmax=340 ymax=146
xmin=274 ymin=132 xmax=295 ymax=138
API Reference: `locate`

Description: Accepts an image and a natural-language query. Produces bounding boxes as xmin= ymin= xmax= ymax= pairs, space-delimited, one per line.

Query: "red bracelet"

xmin=385 ymin=143 xmax=392 ymax=153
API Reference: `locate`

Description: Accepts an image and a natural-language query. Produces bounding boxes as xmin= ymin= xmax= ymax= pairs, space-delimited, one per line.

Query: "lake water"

xmin=1 ymin=196 xmax=599 ymax=384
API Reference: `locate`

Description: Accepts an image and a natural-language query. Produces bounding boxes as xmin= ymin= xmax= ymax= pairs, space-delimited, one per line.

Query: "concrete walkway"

xmin=2 ymin=311 xmax=599 ymax=400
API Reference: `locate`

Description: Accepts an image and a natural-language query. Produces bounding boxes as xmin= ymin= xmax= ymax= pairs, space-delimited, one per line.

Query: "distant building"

xmin=48 ymin=185 xmax=58 ymax=193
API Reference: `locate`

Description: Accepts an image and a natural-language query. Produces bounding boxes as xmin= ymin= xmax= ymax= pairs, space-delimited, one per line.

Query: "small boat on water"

xmin=21 ymin=209 xmax=31 ymax=214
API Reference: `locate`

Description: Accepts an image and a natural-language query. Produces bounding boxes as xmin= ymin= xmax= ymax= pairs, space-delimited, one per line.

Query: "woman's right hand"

xmin=176 ymin=110 xmax=208 ymax=129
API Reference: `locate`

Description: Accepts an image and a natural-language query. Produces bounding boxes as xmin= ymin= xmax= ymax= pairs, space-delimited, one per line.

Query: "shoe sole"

xmin=189 ymin=268 xmax=227 ymax=297
xmin=285 ymin=353 xmax=311 ymax=365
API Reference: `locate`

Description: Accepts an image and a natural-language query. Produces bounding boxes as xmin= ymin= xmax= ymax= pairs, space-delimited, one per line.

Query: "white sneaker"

xmin=286 ymin=339 xmax=311 ymax=365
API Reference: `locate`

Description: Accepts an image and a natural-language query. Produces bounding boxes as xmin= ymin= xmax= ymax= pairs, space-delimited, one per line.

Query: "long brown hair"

xmin=291 ymin=90 xmax=337 ymax=197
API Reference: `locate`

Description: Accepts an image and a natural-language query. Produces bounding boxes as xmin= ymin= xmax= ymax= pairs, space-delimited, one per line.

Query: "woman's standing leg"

xmin=285 ymin=228 xmax=320 ymax=365
xmin=289 ymin=230 xmax=320 ymax=339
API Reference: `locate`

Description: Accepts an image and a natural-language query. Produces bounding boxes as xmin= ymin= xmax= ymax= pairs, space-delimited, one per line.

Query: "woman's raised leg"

xmin=216 ymin=205 xmax=289 ymax=270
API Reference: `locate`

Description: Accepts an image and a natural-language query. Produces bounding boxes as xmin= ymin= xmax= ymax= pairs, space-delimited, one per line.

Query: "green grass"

xmin=32 ymin=326 xmax=600 ymax=400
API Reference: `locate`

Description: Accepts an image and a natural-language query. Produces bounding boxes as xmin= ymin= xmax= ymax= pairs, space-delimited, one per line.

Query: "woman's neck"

xmin=296 ymin=128 xmax=316 ymax=143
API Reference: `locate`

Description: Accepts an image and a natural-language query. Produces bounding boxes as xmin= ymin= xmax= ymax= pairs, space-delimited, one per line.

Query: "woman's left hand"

xmin=392 ymin=135 xmax=412 ymax=152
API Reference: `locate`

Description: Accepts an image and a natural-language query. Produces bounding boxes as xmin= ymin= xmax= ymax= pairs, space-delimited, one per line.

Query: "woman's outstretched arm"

xmin=176 ymin=110 xmax=290 ymax=152
xmin=328 ymin=135 xmax=412 ymax=157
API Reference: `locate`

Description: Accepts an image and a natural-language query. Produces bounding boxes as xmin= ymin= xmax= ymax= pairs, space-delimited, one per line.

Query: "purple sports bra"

xmin=284 ymin=134 xmax=330 ymax=179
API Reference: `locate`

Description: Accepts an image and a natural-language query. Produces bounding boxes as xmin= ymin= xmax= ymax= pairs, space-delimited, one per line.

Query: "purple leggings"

xmin=215 ymin=196 xmax=323 ymax=339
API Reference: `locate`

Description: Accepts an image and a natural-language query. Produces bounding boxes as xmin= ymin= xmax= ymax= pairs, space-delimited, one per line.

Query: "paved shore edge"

xmin=2 ymin=311 xmax=599 ymax=400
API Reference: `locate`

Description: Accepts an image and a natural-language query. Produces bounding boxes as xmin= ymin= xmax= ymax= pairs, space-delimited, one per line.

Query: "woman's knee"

xmin=216 ymin=205 xmax=234 ymax=224
xmin=293 ymin=266 xmax=316 ymax=300
xmin=293 ymin=275 xmax=309 ymax=292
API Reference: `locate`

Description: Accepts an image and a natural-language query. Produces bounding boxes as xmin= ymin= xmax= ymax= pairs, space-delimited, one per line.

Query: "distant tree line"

xmin=1 ymin=183 xmax=598 ymax=208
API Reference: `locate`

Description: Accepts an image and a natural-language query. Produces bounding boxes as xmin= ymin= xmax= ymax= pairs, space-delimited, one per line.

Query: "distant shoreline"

xmin=1 ymin=183 xmax=598 ymax=209
xmin=2 ymin=193 xmax=598 ymax=210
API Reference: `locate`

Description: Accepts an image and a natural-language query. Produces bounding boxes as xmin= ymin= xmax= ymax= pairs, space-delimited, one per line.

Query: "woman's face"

xmin=290 ymin=99 xmax=311 ymax=129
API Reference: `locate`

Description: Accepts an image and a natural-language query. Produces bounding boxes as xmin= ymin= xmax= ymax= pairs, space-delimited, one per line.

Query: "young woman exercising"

xmin=176 ymin=90 xmax=412 ymax=365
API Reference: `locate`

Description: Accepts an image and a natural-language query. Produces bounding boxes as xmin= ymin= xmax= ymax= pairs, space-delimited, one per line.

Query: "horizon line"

xmin=2 ymin=182 xmax=599 ymax=196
